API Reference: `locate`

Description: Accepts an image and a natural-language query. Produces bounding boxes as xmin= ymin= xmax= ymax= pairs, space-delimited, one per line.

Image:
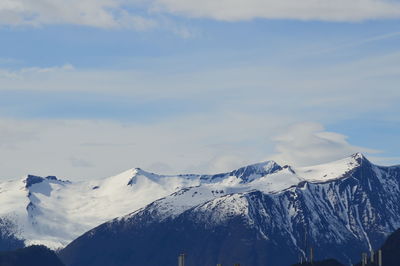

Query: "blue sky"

xmin=0 ymin=0 xmax=399 ymax=180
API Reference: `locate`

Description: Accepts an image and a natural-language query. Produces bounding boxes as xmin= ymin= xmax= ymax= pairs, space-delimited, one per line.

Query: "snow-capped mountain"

xmin=0 ymin=159 xmax=281 ymax=249
xmin=60 ymin=153 xmax=400 ymax=266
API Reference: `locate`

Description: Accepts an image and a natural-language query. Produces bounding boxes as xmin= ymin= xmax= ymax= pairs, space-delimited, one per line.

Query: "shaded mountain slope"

xmin=60 ymin=154 xmax=400 ymax=266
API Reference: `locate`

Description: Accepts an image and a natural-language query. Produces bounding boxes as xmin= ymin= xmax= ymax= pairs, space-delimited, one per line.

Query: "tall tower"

xmin=361 ymin=253 xmax=368 ymax=266
xmin=178 ymin=253 xmax=185 ymax=266
xmin=310 ymin=247 xmax=314 ymax=263
xmin=378 ymin=250 xmax=382 ymax=266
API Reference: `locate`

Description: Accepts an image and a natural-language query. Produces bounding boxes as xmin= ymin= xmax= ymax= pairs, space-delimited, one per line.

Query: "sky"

xmin=0 ymin=0 xmax=399 ymax=180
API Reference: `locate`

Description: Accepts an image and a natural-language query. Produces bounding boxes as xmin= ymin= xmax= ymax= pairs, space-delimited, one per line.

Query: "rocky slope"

xmin=59 ymin=154 xmax=400 ymax=266
xmin=0 ymin=160 xmax=281 ymax=249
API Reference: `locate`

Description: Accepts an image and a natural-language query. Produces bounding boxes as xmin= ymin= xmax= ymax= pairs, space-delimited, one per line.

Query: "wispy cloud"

xmin=368 ymin=156 xmax=400 ymax=166
xmin=1 ymin=0 xmax=400 ymax=32
xmin=0 ymin=64 xmax=74 ymax=80
xmin=0 ymin=0 xmax=198 ymax=37
xmin=0 ymin=117 xmax=386 ymax=181
xmin=0 ymin=115 xmax=286 ymax=179
xmin=0 ymin=0 xmax=155 ymax=29
xmin=69 ymin=156 xmax=94 ymax=168
xmin=0 ymin=46 xmax=398 ymax=179
xmin=311 ymin=31 xmax=400 ymax=55
xmin=269 ymin=122 xmax=380 ymax=166
xmin=150 ymin=0 xmax=400 ymax=22
xmin=1 ymin=49 xmax=399 ymax=111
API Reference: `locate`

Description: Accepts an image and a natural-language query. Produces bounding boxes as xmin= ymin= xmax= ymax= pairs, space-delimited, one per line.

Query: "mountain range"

xmin=1 ymin=153 xmax=400 ymax=265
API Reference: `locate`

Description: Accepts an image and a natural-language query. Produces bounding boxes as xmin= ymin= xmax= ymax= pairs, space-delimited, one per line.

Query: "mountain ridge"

xmin=0 ymin=153 xmax=396 ymax=254
xmin=59 ymin=153 xmax=400 ymax=266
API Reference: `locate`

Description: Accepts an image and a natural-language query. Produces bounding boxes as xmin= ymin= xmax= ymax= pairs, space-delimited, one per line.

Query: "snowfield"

xmin=0 ymin=153 xmax=384 ymax=249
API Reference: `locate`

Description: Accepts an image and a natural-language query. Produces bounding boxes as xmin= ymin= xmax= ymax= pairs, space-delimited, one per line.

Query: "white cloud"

xmin=269 ymin=122 xmax=380 ymax=166
xmin=311 ymin=31 xmax=400 ymax=56
xmin=0 ymin=113 xmax=289 ymax=180
xmin=0 ymin=52 xmax=398 ymax=180
xmin=368 ymin=156 xmax=400 ymax=166
xmin=1 ymin=50 xmax=399 ymax=113
xmin=1 ymin=0 xmax=400 ymax=30
xmin=0 ymin=118 xmax=386 ymax=181
xmin=20 ymin=64 xmax=75 ymax=74
xmin=150 ymin=0 xmax=400 ymax=22
xmin=0 ymin=64 xmax=74 ymax=80
xmin=69 ymin=156 xmax=94 ymax=168
xmin=0 ymin=0 xmax=156 ymax=30
xmin=0 ymin=119 xmax=39 ymax=150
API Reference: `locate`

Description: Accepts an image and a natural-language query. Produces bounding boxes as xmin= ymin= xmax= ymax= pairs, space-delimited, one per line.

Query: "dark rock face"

xmin=60 ymin=157 xmax=400 ymax=266
xmin=0 ymin=245 xmax=64 ymax=266
xmin=201 ymin=161 xmax=282 ymax=183
xmin=24 ymin=174 xmax=65 ymax=188
xmin=24 ymin=175 xmax=44 ymax=188
xmin=225 ymin=161 xmax=282 ymax=182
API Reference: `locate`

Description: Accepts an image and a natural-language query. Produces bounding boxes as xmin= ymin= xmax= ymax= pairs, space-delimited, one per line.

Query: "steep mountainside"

xmin=0 ymin=161 xmax=281 ymax=249
xmin=60 ymin=154 xmax=400 ymax=266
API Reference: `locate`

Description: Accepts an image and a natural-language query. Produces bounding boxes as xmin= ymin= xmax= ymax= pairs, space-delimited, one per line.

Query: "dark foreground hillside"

xmin=0 ymin=245 xmax=64 ymax=266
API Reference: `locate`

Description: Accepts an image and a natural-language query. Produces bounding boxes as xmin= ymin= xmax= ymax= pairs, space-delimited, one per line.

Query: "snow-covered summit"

xmin=198 ymin=160 xmax=282 ymax=184
xmin=23 ymin=174 xmax=69 ymax=189
xmin=294 ymin=153 xmax=369 ymax=183
xmin=121 ymin=153 xmax=381 ymax=223
xmin=64 ymin=153 xmax=400 ymax=266
xmin=0 ymin=153 xmax=386 ymax=250
xmin=225 ymin=160 xmax=282 ymax=182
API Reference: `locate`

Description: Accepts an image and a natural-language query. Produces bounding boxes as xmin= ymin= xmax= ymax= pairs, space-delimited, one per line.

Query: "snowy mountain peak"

xmin=352 ymin=152 xmax=365 ymax=159
xmin=351 ymin=152 xmax=372 ymax=165
xmin=209 ymin=160 xmax=282 ymax=183
xmin=60 ymin=155 xmax=400 ymax=266
xmin=24 ymin=175 xmax=45 ymax=188
xmin=132 ymin=167 xmax=149 ymax=175
xmin=238 ymin=160 xmax=281 ymax=173
xmin=0 ymin=154 xmax=392 ymax=251
xmin=293 ymin=154 xmax=369 ymax=183
xmin=23 ymin=175 xmax=65 ymax=188
xmin=127 ymin=168 xmax=161 ymax=185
